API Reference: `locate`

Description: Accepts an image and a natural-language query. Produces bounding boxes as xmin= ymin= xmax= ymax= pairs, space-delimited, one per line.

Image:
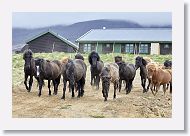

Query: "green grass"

xmin=12 ymin=52 xmax=172 ymax=86
xmin=89 ymin=114 xmax=105 ymax=118
xmin=59 ymin=104 xmax=72 ymax=109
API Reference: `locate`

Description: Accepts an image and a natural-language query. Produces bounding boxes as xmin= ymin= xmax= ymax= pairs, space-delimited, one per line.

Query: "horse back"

xmin=73 ymin=59 xmax=87 ymax=80
xmin=153 ymin=68 xmax=172 ymax=84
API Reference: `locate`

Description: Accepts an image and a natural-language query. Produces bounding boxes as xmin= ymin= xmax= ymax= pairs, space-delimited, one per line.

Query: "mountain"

xmin=12 ymin=19 xmax=171 ymax=48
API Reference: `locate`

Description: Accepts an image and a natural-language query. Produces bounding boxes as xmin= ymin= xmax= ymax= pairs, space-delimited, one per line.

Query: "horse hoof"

xmin=61 ymin=97 xmax=65 ymax=100
xmin=38 ymin=94 xmax=41 ymax=97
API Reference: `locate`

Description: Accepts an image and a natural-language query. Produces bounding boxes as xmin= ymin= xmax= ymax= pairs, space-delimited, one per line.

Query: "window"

xmin=125 ymin=44 xmax=134 ymax=53
xmin=139 ymin=44 xmax=149 ymax=54
xmin=164 ymin=44 xmax=169 ymax=48
xmin=83 ymin=44 xmax=91 ymax=52
xmin=106 ymin=44 xmax=110 ymax=48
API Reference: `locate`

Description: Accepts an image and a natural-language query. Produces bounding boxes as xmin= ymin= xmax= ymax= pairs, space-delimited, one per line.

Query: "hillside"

xmin=12 ymin=19 xmax=172 ymax=49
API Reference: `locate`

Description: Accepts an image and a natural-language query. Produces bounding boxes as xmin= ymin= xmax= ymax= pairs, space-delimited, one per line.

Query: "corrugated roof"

xmin=26 ymin=30 xmax=78 ymax=49
xmin=76 ymin=28 xmax=172 ymax=42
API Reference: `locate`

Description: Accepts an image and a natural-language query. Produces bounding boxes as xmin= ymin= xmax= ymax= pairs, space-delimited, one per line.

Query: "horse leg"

xmin=150 ymin=83 xmax=155 ymax=96
xmin=54 ymin=76 xmax=60 ymax=95
xmin=141 ymin=77 xmax=146 ymax=93
xmin=77 ymin=81 xmax=81 ymax=98
xmin=24 ymin=74 xmax=29 ymax=90
xmin=166 ymin=83 xmax=169 ymax=90
xmin=125 ymin=80 xmax=129 ymax=94
xmin=163 ymin=84 xmax=167 ymax=96
xmin=90 ymin=73 xmax=93 ymax=86
xmin=147 ymin=78 xmax=151 ymax=91
xmin=53 ymin=80 xmax=58 ymax=95
xmin=105 ymin=88 xmax=109 ymax=101
xmin=81 ymin=77 xmax=85 ymax=97
xmin=38 ymin=79 xmax=43 ymax=97
xmin=170 ymin=82 xmax=172 ymax=94
xmin=56 ymin=75 xmax=61 ymax=94
xmin=71 ymin=83 xmax=75 ymax=98
xmin=61 ymin=80 xmax=67 ymax=100
xmin=48 ymin=80 xmax=51 ymax=96
xmin=28 ymin=76 xmax=33 ymax=92
xmin=113 ymin=82 xmax=117 ymax=99
xmin=96 ymin=76 xmax=100 ymax=90
xmin=128 ymin=79 xmax=133 ymax=93
xmin=104 ymin=89 xmax=108 ymax=101
xmin=102 ymin=88 xmax=105 ymax=98
xmin=144 ymin=78 xmax=147 ymax=92
xmin=154 ymin=83 xmax=160 ymax=96
xmin=119 ymin=79 xmax=122 ymax=92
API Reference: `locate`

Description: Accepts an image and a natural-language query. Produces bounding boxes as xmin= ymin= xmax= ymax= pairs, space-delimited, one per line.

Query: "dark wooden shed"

xmin=25 ymin=30 xmax=78 ymax=53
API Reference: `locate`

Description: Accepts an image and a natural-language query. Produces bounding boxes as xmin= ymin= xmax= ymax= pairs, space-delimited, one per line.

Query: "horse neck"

xmin=40 ymin=60 xmax=47 ymax=74
xmin=24 ymin=57 xmax=33 ymax=68
xmin=140 ymin=65 xmax=146 ymax=71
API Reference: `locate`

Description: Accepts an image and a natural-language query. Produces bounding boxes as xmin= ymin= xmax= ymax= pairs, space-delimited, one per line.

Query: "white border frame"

xmin=0 ymin=0 xmax=184 ymax=130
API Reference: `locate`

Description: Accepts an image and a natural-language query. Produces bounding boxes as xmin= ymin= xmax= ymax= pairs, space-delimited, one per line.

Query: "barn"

xmin=22 ymin=30 xmax=78 ymax=53
xmin=76 ymin=28 xmax=172 ymax=55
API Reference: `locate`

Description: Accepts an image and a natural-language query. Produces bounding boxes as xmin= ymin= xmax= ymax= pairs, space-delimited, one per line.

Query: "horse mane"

xmin=142 ymin=58 xmax=147 ymax=66
xmin=88 ymin=51 xmax=100 ymax=65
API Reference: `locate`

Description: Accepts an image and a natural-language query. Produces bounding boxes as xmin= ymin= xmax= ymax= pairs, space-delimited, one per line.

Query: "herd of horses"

xmin=23 ymin=49 xmax=172 ymax=101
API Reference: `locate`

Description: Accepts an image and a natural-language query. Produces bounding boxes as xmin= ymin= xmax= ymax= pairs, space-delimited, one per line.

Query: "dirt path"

xmin=12 ymin=68 xmax=172 ymax=118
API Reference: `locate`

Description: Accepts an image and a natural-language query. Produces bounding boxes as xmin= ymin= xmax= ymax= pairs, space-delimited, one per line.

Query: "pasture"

xmin=12 ymin=53 xmax=172 ymax=118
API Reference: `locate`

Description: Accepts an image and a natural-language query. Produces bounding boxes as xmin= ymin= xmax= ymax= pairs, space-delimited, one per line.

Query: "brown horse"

xmin=149 ymin=67 xmax=172 ymax=96
xmin=35 ymin=59 xmax=62 ymax=97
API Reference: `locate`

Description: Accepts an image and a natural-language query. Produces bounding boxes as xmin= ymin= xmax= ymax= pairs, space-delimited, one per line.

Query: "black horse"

xmin=23 ymin=49 xmax=39 ymax=92
xmin=61 ymin=59 xmax=87 ymax=100
xmin=88 ymin=51 xmax=104 ymax=90
xmin=135 ymin=56 xmax=148 ymax=93
xmin=117 ymin=61 xmax=136 ymax=94
xmin=164 ymin=60 xmax=172 ymax=69
xmin=35 ymin=59 xmax=62 ymax=97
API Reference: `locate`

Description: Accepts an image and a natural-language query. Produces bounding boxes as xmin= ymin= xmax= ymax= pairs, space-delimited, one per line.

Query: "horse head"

xmin=135 ymin=56 xmax=147 ymax=70
xmin=23 ymin=49 xmax=33 ymax=69
xmin=88 ymin=51 xmax=100 ymax=67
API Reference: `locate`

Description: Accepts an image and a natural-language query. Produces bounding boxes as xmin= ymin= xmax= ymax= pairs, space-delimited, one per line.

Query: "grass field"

xmin=12 ymin=52 xmax=172 ymax=86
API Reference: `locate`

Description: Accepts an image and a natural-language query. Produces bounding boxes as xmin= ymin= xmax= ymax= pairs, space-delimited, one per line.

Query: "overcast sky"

xmin=12 ymin=12 xmax=171 ymax=28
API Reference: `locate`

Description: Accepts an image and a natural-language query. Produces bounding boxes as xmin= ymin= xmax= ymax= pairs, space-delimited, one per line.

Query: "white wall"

xmin=150 ymin=43 xmax=160 ymax=55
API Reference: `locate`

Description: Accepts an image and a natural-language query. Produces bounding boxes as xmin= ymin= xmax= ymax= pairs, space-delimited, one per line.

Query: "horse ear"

xmin=142 ymin=59 xmax=147 ymax=66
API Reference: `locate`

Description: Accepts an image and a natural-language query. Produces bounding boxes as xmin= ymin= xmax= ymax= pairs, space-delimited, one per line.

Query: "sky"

xmin=12 ymin=12 xmax=172 ymax=28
